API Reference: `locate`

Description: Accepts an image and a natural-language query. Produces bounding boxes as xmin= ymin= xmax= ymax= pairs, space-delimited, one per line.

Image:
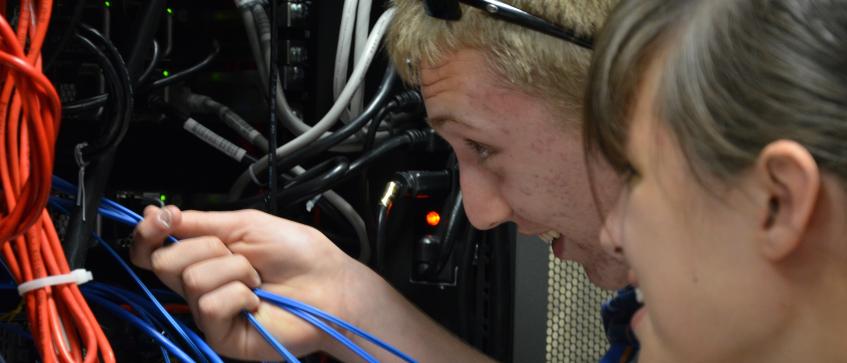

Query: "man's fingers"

xmin=148 ymin=236 xmax=232 ymax=295
xmin=195 ymin=282 xmax=261 ymax=347
xmin=182 ymin=254 xmax=262 ymax=303
xmin=131 ymin=205 xmax=182 ymax=269
xmin=169 ymin=209 xmax=270 ymax=243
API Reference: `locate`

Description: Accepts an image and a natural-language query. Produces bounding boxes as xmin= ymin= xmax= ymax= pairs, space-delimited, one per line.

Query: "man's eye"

xmin=464 ymin=139 xmax=493 ymax=160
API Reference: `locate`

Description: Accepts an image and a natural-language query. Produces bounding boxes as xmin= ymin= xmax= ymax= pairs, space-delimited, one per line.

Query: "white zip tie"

xmin=18 ymin=269 xmax=94 ymax=296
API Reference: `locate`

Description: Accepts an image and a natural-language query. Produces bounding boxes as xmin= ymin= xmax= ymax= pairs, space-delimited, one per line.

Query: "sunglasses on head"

xmin=422 ymin=0 xmax=594 ymax=49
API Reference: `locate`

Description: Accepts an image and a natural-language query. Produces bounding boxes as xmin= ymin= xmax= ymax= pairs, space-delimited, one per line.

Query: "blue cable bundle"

xmin=50 ymin=176 xmax=417 ymax=363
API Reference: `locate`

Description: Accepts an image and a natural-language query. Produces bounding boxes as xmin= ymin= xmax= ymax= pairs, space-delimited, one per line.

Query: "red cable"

xmin=0 ymin=2 xmax=116 ymax=362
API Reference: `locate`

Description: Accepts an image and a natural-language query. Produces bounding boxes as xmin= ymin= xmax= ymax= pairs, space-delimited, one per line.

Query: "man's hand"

xmin=130 ymin=206 xmax=377 ymax=360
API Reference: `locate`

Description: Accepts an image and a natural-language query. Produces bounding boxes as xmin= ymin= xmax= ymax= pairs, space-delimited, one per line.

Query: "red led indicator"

xmin=425 ymin=211 xmax=441 ymax=226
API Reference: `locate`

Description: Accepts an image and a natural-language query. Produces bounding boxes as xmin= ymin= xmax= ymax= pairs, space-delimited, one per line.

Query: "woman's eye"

xmin=464 ymin=139 xmax=493 ymax=160
xmin=622 ymin=163 xmax=640 ymax=183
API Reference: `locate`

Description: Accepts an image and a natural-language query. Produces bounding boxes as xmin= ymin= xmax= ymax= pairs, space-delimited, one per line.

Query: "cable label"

xmin=183 ymin=118 xmax=248 ymax=162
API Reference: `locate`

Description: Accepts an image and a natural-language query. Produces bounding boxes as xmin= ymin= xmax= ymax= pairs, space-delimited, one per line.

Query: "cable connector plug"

xmin=391 ymin=170 xmax=452 ymax=196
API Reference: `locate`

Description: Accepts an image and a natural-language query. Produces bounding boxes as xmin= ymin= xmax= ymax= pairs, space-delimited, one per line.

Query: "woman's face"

xmin=599 ymin=63 xmax=790 ymax=362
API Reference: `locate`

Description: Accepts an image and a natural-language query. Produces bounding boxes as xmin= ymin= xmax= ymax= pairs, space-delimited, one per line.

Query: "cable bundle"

xmin=52 ymin=176 xmax=416 ymax=363
xmin=0 ymin=2 xmax=117 ymax=363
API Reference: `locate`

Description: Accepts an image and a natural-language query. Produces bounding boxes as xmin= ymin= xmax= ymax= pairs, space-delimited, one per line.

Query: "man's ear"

xmin=756 ymin=140 xmax=820 ymax=261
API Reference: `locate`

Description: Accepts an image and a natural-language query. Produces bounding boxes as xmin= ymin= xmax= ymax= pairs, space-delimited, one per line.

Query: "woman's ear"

xmin=756 ymin=140 xmax=820 ymax=261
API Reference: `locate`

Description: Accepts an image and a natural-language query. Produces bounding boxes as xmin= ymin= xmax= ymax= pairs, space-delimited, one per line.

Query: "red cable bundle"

xmin=0 ymin=1 xmax=115 ymax=362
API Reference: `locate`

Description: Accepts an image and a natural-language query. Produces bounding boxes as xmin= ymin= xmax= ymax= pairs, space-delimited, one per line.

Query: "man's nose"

xmin=459 ymin=168 xmax=511 ymax=230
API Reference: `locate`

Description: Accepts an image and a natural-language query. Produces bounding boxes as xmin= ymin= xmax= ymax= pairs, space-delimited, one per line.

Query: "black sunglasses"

xmin=423 ymin=0 xmax=593 ymax=49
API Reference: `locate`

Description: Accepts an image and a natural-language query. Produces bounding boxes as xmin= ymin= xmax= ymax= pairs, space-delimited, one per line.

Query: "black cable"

xmin=282 ymin=156 xmax=348 ymax=189
xmin=181 ymin=92 xmax=270 ymax=152
xmin=270 ymin=65 xmax=398 ymax=172
xmin=63 ymin=26 xmax=134 ymax=269
xmin=363 ymin=105 xmax=391 ymax=153
xmin=281 ymin=161 xmax=349 ymax=207
xmin=136 ymin=40 xmax=161 ymax=86
xmin=72 ymin=32 xmax=127 ymax=158
xmin=347 ymin=129 xmax=430 ymax=176
xmin=374 ymin=203 xmax=391 ymax=272
xmin=62 ymin=94 xmax=108 ymax=114
xmin=222 ymin=129 xmax=434 ymax=210
xmin=44 ymin=0 xmax=87 ymax=71
xmin=267 ymin=0 xmax=280 ymax=214
xmin=364 ymin=89 xmax=425 ymax=151
xmin=433 ymin=191 xmax=466 ymax=275
xmin=229 ymin=157 xmax=350 ymax=210
xmin=126 ymin=0 xmax=167 ymax=82
xmin=77 ymin=25 xmax=134 ymax=159
xmin=66 ymin=39 xmax=157 ymax=114
xmin=456 ymin=225 xmax=479 ymax=338
xmin=143 ymin=41 xmax=221 ymax=91
xmin=150 ymin=96 xmax=259 ymax=165
xmin=314 ymin=129 xmax=434 ymax=197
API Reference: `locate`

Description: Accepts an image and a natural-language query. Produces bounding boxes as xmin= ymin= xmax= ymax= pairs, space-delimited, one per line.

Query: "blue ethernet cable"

xmin=51 ymin=176 xmax=176 ymax=243
xmin=81 ymin=286 xmax=173 ymax=363
xmin=51 ymin=177 xmax=299 ymax=362
xmin=255 ymin=290 xmax=417 ymax=363
xmin=281 ymin=304 xmax=378 ymax=363
xmin=84 ymin=293 xmax=195 ymax=363
xmin=177 ymin=320 xmax=225 ymax=363
xmin=93 ymin=235 xmax=209 ymax=362
xmin=245 ymin=312 xmax=301 ymax=363
xmin=52 ymin=175 xmax=418 ymax=363
xmin=84 ymin=283 xmax=223 ymax=363
xmin=86 ymin=282 xmax=224 ymax=363
xmin=93 ymin=229 xmax=290 ymax=363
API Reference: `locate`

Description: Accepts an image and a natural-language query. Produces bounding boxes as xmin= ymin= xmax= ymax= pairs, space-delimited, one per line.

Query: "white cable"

xmin=291 ymin=166 xmax=371 ymax=263
xmin=239 ymin=4 xmax=267 ymax=82
xmin=228 ymin=8 xmax=395 ymax=199
xmin=18 ymin=269 xmax=93 ymax=296
xmin=333 ymin=0 xmax=359 ymax=104
xmin=349 ymin=0 xmax=372 ymax=118
xmin=248 ymin=4 xmax=313 ymax=135
xmin=246 ymin=9 xmax=395 ymax=178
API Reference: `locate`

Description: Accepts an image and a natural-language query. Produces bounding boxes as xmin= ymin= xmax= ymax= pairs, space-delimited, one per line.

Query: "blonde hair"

xmin=386 ymin=0 xmax=617 ymax=112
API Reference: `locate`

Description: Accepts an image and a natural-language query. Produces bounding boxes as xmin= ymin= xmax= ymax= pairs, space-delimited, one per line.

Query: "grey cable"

xmin=228 ymin=9 xmax=395 ymax=199
xmin=291 ymin=166 xmax=371 ymax=263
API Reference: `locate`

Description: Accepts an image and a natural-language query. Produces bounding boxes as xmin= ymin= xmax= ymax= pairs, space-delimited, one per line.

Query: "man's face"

xmin=420 ymin=49 xmax=627 ymax=289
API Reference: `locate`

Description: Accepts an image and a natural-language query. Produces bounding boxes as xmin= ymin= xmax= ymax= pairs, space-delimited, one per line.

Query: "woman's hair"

xmin=386 ymin=0 xmax=616 ymax=113
xmin=584 ymin=0 xmax=847 ymax=185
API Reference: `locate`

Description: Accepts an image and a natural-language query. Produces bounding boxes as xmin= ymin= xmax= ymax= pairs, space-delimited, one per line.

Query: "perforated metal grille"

xmin=546 ymin=253 xmax=615 ymax=362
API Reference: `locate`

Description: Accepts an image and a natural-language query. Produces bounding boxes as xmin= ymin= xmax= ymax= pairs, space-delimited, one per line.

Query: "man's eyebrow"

xmin=427 ymin=115 xmax=481 ymax=132
xmin=426 ymin=115 xmax=452 ymax=129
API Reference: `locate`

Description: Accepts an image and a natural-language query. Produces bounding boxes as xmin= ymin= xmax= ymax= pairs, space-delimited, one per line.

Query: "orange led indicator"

xmin=426 ymin=211 xmax=441 ymax=226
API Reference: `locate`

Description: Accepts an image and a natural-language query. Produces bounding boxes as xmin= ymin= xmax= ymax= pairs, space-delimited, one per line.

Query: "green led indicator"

xmin=166 ymin=8 xmax=174 ymax=14
xmin=159 ymin=194 xmax=167 ymax=202
xmin=104 ymin=1 xmax=111 ymax=7
xmin=210 ymin=72 xmax=222 ymax=82
xmin=162 ymin=70 xmax=170 ymax=77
